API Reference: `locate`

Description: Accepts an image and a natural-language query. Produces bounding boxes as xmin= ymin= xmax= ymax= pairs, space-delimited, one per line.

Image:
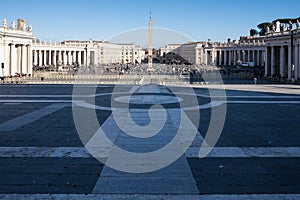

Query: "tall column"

xmin=256 ymin=50 xmax=260 ymax=67
xmin=271 ymin=46 xmax=275 ymax=76
xmin=87 ymin=50 xmax=90 ymax=65
xmin=237 ymin=50 xmax=240 ymax=63
xmin=78 ymin=51 xmax=82 ymax=66
xmin=63 ymin=51 xmax=67 ymax=65
xmin=67 ymin=51 xmax=71 ymax=65
xmin=21 ymin=44 xmax=27 ymax=75
xmin=9 ymin=44 xmax=13 ymax=75
xmin=295 ymin=44 xmax=299 ymax=80
xmin=43 ymin=50 xmax=47 ymax=66
xmin=288 ymin=45 xmax=292 ymax=80
xmin=228 ymin=50 xmax=232 ymax=65
xmin=39 ymin=50 xmax=42 ymax=66
xmin=233 ymin=50 xmax=236 ymax=66
xmin=247 ymin=50 xmax=251 ymax=62
xmin=83 ymin=50 xmax=86 ymax=66
xmin=252 ymin=50 xmax=255 ymax=63
xmin=58 ymin=51 xmax=62 ymax=63
xmin=218 ymin=51 xmax=222 ymax=65
xmin=264 ymin=48 xmax=268 ymax=77
xmin=280 ymin=46 xmax=285 ymax=77
xmin=53 ymin=50 xmax=57 ymax=66
xmin=27 ymin=45 xmax=32 ymax=75
xmin=224 ymin=51 xmax=227 ymax=65
xmin=49 ymin=50 xmax=52 ymax=65
xmin=33 ymin=50 xmax=37 ymax=66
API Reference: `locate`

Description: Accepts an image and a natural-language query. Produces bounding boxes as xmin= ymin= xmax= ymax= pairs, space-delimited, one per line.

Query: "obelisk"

xmin=147 ymin=12 xmax=153 ymax=71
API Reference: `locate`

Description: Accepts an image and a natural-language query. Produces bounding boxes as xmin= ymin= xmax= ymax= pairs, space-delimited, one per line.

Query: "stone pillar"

xmin=271 ymin=46 xmax=275 ymax=76
xmin=27 ymin=45 xmax=32 ymax=75
xmin=21 ymin=44 xmax=27 ymax=75
xmin=67 ymin=51 xmax=71 ymax=65
xmin=33 ymin=50 xmax=37 ymax=66
xmin=295 ymin=44 xmax=299 ymax=80
xmin=83 ymin=50 xmax=86 ymax=66
xmin=43 ymin=50 xmax=47 ymax=66
xmin=256 ymin=50 xmax=260 ymax=67
xmin=53 ymin=50 xmax=57 ymax=66
xmin=63 ymin=51 xmax=67 ymax=66
xmin=233 ymin=50 xmax=236 ymax=66
xmin=288 ymin=45 xmax=292 ymax=80
xmin=228 ymin=50 xmax=231 ymax=65
xmin=280 ymin=46 xmax=285 ymax=77
xmin=224 ymin=50 xmax=227 ymax=65
xmin=264 ymin=48 xmax=268 ymax=77
xmin=218 ymin=50 xmax=222 ymax=65
xmin=39 ymin=50 xmax=42 ymax=66
xmin=78 ymin=51 xmax=82 ymax=66
xmin=252 ymin=50 xmax=255 ymax=63
xmin=247 ymin=50 xmax=251 ymax=62
xmin=9 ymin=44 xmax=13 ymax=75
xmin=58 ymin=51 xmax=62 ymax=63
xmin=49 ymin=50 xmax=52 ymax=65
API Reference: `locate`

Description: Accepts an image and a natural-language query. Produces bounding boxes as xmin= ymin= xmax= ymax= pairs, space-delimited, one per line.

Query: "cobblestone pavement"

xmin=0 ymin=84 xmax=299 ymax=199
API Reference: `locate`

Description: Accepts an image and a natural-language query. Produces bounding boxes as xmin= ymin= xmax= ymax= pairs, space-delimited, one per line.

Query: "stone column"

xmin=21 ymin=44 xmax=27 ymax=75
xmin=78 ymin=51 xmax=82 ymax=66
xmin=53 ymin=50 xmax=57 ymax=66
xmin=256 ymin=50 xmax=260 ymax=67
xmin=228 ymin=50 xmax=232 ymax=65
xmin=252 ymin=50 xmax=255 ymax=63
xmin=49 ymin=50 xmax=52 ymax=65
xmin=67 ymin=51 xmax=71 ymax=65
xmin=58 ymin=51 xmax=62 ymax=63
xmin=247 ymin=50 xmax=251 ymax=62
xmin=264 ymin=48 xmax=268 ymax=77
xmin=271 ymin=46 xmax=275 ymax=76
xmin=33 ymin=50 xmax=37 ymax=66
xmin=288 ymin=45 xmax=292 ymax=80
xmin=218 ymin=50 xmax=222 ymax=65
xmin=27 ymin=45 xmax=32 ymax=75
xmin=43 ymin=50 xmax=47 ymax=66
xmin=83 ymin=50 xmax=86 ymax=66
xmin=224 ymin=50 xmax=227 ymax=65
xmin=39 ymin=50 xmax=42 ymax=66
xmin=233 ymin=50 xmax=236 ymax=66
xmin=295 ymin=44 xmax=299 ymax=80
xmin=9 ymin=44 xmax=13 ymax=75
xmin=280 ymin=46 xmax=285 ymax=77
xmin=63 ymin=51 xmax=67 ymax=66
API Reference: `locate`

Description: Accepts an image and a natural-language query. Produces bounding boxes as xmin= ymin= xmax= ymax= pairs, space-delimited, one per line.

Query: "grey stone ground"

xmin=0 ymin=83 xmax=299 ymax=199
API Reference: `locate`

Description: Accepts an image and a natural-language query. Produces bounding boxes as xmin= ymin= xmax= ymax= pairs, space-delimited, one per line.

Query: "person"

xmin=253 ymin=77 xmax=257 ymax=84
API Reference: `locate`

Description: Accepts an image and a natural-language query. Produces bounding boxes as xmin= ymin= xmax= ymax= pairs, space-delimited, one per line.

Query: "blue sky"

xmin=1 ymin=0 xmax=300 ymax=46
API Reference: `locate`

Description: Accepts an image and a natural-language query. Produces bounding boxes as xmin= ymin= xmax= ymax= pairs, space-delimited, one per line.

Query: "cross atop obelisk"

xmin=147 ymin=11 xmax=153 ymax=71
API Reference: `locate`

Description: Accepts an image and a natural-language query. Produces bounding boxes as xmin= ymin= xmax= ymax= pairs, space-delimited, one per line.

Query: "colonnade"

xmin=4 ymin=43 xmax=32 ymax=76
xmin=32 ymin=49 xmax=91 ymax=67
xmin=212 ymin=49 xmax=265 ymax=67
xmin=265 ymin=44 xmax=300 ymax=80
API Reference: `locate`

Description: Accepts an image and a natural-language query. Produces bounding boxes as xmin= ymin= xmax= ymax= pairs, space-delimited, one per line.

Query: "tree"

xmin=257 ymin=22 xmax=272 ymax=36
xmin=250 ymin=29 xmax=258 ymax=36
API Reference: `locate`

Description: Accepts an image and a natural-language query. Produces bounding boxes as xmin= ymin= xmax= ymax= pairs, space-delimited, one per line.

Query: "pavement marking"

xmin=0 ymin=147 xmax=298 ymax=158
xmin=0 ymin=194 xmax=299 ymax=200
xmin=0 ymin=103 xmax=68 ymax=131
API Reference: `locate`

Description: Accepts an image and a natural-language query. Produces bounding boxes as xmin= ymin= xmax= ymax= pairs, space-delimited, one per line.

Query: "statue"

xmin=2 ymin=18 xmax=6 ymax=28
xmin=17 ymin=19 xmax=26 ymax=30
xmin=275 ymin=21 xmax=280 ymax=32
xmin=296 ymin=19 xmax=300 ymax=29
xmin=27 ymin=24 xmax=32 ymax=32
xmin=289 ymin=20 xmax=293 ymax=30
xmin=282 ymin=24 xmax=286 ymax=31
xmin=272 ymin=24 xmax=275 ymax=32
xmin=266 ymin=26 xmax=270 ymax=34
xmin=11 ymin=20 xmax=15 ymax=29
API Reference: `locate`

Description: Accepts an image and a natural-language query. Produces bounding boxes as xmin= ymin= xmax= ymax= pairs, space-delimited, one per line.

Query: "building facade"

xmin=0 ymin=18 xmax=34 ymax=76
xmin=1 ymin=18 xmax=300 ymax=81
